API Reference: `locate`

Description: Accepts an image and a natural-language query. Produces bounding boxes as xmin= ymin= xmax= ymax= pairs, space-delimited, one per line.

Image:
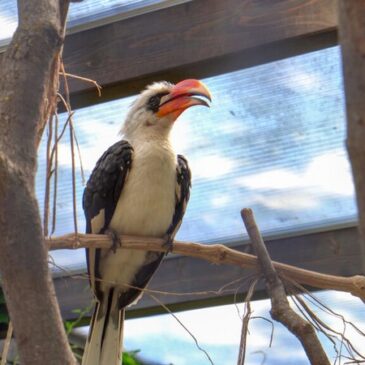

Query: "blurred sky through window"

xmin=37 ymin=46 xmax=357 ymax=273
xmin=74 ymin=290 xmax=365 ymax=364
xmin=121 ymin=290 xmax=365 ymax=365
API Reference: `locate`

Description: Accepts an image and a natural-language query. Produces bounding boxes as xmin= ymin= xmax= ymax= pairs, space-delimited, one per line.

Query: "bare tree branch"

xmin=46 ymin=233 xmax=365 ymax=301
xmin=0 ymin=1 xmax=76 ymax=363
xmin=338 ymin=0 xmax=365 ymax=273
xmin=241 ymin=208 xmax=330 ymax=365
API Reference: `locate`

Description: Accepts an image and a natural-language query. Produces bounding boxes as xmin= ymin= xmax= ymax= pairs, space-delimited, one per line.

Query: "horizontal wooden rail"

xmin=0 ymin=0 xmax=337 ymax=108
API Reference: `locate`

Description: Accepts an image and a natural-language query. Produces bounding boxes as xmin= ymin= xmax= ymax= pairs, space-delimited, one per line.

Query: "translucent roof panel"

xmin=0 ymin=0 xmax=190 ymax=47
xmin=0 ymin=1 xmax=17 ymax=45
xmin=37 ymin=46 xmax=356 ymax=272
xmin=66 ymin=0 xmax=190 ymax=29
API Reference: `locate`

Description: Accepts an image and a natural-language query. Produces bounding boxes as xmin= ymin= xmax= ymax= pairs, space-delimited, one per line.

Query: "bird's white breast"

xmin=110 ymin=141 xmax=176 ymax=236
xmin=99 ymin=140 xmax=177 ymax=292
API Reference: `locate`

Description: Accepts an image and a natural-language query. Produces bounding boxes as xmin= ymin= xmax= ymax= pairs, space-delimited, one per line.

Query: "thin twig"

xmin=149 ymin=294 xmax=215 ymax=365
xmin=49 ymin=107 xmax=74 ymax=161
xmin=68 ymin=117 xmax=78 ymax=234
xmin=285 ymin=279 xmax=365 ymax=362
xmin=237 ymin=278 xmax=259 ymax=365
xmin=48 ymin=257 xmax=74 ymax=276
xmin=250 ymin=316 xmax=275 ymax=348
xmin=233 ymin=274 xmax=260 ymax=320
xmin=46 ymin=233 xmax=365 ymax=301
xmin=51 ymin=113 xmax=59 ymax=235
xmin=55 ymin=94 xmax=85 ymax=184
xmin=60 ymin=72 xmax=102 ymax=96
xmin=73 ymin=128 xmax=85 ymax=185
xmin=1 ymin=321 xmax=13 ymax=365
xmin=43 ymin=115 xmax=53 ymax=237
xmin=287 ymin=291 xmax=342 ymax=360
xmin=291 ymin=293 xmax=353 ymax=364
xmin=60 ymin=62 xmax=78 ymax=234
xmin=72 ymin=272 xmax=253 ymax=299
xmin=222 ymin=275 xmax=256 ymax=300
xmin=286 ymin=278 xmax=365 ymax=339
xmin=240 ymin=208 xmax=330 ymax=365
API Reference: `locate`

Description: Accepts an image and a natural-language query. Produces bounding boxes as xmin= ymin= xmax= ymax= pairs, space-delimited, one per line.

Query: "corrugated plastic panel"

xmin=35 ymin=46 xmax=355 ymax=271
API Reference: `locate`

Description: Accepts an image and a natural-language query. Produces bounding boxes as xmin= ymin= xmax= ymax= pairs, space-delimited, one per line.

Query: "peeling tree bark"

xmin=0 ymin=1 xmax=76 ymax=364
xmin=338 ymin=0 xmax=365 ymax=273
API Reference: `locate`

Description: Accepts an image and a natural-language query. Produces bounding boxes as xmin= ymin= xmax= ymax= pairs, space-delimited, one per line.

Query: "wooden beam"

xmin=57 ymin=0 xmax=337 ymax=108
xmin=0 ymin=0 xmax=337 ymax=109
xmin=67 ymin=30 xmax=338 ymax=110
xmin=54 ymin=226 xmax=362 ymax=321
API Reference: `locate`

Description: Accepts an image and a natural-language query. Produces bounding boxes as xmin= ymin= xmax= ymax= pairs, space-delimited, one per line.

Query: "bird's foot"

xmin=162 ymin=234 xmax=174 ymax=254
xmin=106 ymin=228 xmax=122 ymax=253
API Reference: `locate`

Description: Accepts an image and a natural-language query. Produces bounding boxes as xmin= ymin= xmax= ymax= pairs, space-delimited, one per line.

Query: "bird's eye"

xmin=147 ymin=95 xmax=161 ymax=112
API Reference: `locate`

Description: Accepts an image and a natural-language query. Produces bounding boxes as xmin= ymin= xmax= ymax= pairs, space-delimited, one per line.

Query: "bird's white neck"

xmin=124 ymin=127 xmax=174 ymax=151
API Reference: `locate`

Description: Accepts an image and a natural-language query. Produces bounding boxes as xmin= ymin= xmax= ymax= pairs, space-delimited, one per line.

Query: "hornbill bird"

xmin=82 ymin=79 xmax=211 ymax=365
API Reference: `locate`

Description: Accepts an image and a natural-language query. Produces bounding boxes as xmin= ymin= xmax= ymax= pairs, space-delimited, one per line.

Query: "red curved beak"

xmin=157 ymin=79 xmax=211 ymax=119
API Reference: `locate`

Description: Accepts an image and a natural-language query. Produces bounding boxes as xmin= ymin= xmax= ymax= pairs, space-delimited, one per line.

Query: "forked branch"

xmin=241 ymin=208 xmax=330 ymax=365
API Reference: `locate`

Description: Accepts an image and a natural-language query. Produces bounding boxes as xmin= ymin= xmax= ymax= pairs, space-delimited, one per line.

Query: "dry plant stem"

xmin=286 ymin=280 xmax=365 ymax=362
xmin=61 ymin=71 xmax=102 ymax=96
xmin=150 ymin=294 xmax=215 ymax=365
xmin=68 ymin=119 xmax=78 ymax=233
xmin=72 ymin=128 xmax=86 ymax=184
xmin=0 ymin=1 xmax=77 ymax=364
xmin=52 ymin=114 xmax=59 ymax=234
xmin=338 ymin=0 xmax=365 ymax=273
xmin=1 ymin=321 xmax=13 ymax=365
xmin=241 ymin=208 xmax=330 ymax=365
xmin=237 ymin=278 xmax=258 ymax=365
xmin=60 ymin=62 xmax=78 ymax=234
xmin=49 ymin=108 xmax=74 ymax=161
xmin=43 ymin=116 xmax=54 ymax=236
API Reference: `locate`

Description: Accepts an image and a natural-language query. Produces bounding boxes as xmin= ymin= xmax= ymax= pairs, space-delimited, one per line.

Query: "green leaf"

xmin=0 ymin=289 xmax=6 ymax=305
xmin=0 ymin=311 xmax=9 ymax=324
xmin=64 ymin=321 xmax=73 ymax=333
xmin=122 ymin=351 xmax=142 ymax=365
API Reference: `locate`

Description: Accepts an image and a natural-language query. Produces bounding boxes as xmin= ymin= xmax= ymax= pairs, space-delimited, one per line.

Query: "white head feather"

xmin=120 ymin=81 xmax=175 ymax=142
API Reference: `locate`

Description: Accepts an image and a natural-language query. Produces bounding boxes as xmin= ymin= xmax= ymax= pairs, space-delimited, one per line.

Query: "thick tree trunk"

xmin=338 ymin=0 xmax=365 ymax=273
xmin=0 ymin=1 xmax=76 ymax=364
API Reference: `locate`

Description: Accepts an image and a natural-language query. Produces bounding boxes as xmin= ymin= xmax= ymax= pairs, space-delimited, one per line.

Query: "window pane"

xmin=0 ymin=1 xmax=17 ymax=45
xmin=37 ymin=46 xmax=355 ymax=271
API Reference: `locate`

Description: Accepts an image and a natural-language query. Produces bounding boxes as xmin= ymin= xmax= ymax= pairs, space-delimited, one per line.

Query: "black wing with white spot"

xmin=166 ymin=154 xmax=191 ymax=238
xmin=83 ymin=140 xmax=133 ymax=234
xmin=82 ymin=140 xmax=133 ymax=298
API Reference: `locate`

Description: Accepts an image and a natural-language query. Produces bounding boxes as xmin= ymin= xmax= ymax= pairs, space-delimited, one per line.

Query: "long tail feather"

xmin=82 ymin=289 xmax=124 ymax=365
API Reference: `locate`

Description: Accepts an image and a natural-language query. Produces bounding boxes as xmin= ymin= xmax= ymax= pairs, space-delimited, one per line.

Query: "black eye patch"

xmin=147 ymin=92 xmax=169 ymax=113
